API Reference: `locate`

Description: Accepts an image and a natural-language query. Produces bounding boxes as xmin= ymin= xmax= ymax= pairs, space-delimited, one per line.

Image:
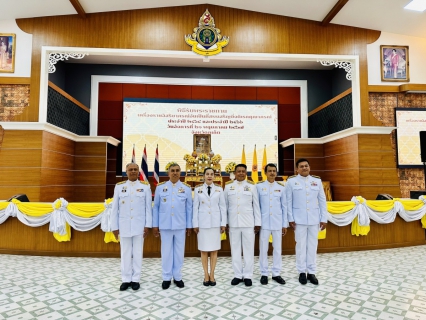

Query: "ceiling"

xmin=3 ymin=0 xmax=426 ymax=39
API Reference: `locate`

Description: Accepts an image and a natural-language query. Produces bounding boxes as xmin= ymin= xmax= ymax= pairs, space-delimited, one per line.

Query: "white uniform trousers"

xmin=229 ymin=227 xmax=254 ymax=279
xmin=259 ymin=229 xmax=282 ymax=277
xmin=294 ymin=224 xmax=318 ymax=274
xmin=120 ymin=235 xmax=144 ymax=282
xmin=160 ymin=229 xmax=186 ymax=281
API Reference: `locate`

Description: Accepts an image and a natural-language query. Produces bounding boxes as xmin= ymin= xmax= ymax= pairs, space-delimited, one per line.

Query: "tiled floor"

xmin=1 ymin=245 xmax=426 ymax=319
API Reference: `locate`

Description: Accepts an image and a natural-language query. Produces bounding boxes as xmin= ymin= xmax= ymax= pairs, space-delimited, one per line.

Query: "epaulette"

xmin=182 ymin=182 xmax=191 ymax=188
xmin=311 ymin=175 xmax=321 ymax=179
xmin=287 ymin=175 xmax=296 ymax=179
xmin=277 ymin=181 xmax=285 ymax=187
xmin=116 ymin=180 xmax=126 ymax=185
xmin=247 ymin=180 xmax=255 ymax=185
xmin=225 ymin=180 xmax=234 ymax=185
xmin=214 ymin=183 xmax=222 ymax=188
xmin=195 ymin=183 xmax=203 ymax=188
xmin=139 ymin=180 xmax=149 ymax=185
xmin=157 ymin=181 xmax=166 ymax=186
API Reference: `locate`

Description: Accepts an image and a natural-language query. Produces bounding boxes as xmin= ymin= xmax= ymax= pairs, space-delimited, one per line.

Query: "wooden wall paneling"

xmin=1 ymin=130 xmax=42 ymax=148
xmin=358 ymin=134 xmax=393 ymax=151
xmin=74 ymin=156 xmax=106 ymax=171
xmin=98 ymin=101 xmax=123 ymax=120
xmin=279 ymin=104 xmax=301 ymax=122
xmin=358 ymin=150 xmax=397 ymax=168
xmin=39 ymin=186 xmax=75 ymax=202
xmin=75 ymin=142 xmax=106 ymax=156
xmin=99 ymin=82 xmax=123 ymax=101
xmin=122 ymin=83 xmax=147 ymax=98
xmin=106 ymin=144 xmax=117 ymax=199
xmin=278 ymin=122 xmax=301 ymax=141
xmin=235 ymin=87 xmax=256 ymax=100
xmin=0 ymin=187 xmax=40 ymax=202
xmin=213 ymin=86 xmax=235 ymax=100
xmin=359 ymin=169 xmax=400 ymax=185
xmin=0 ymin=149 xmax=42 ymax=167
xmin=16 ymin=5 xmax=380 ymax=123
xmin=317 ymin=223 xmax=341 ymax=249
xmin=74 ymin=186 xmax=107 ymax=202
xmin=98 ymin=120 xmax=123 ymax=138
xmin=324 ymin=152 xmax=359 ymax=171
xmin=331 ymin=186 xmax=360 ymax=201
xmin=168 ymin=85 xmax=192 ymax=100
xmin=191 ymin=86 xmax=214 ymax=100
xmin=257 ymin=87 xmax=278 ymax=101
xmin=294 ymin=144 xmax=324 ymax=159
xmin=324 ymin=169 xmax=359 ymax=185
xmin=323 ymin=134 xmax=358 ymax=156
xmin=278 ymin=87 xmax=300 ymax=104
xmin=146 ymin=84 xmax=169 ymax=99
xmin=42 ymin=131 xmax=75 ymax=155
xmin=359 ymin=186 xmax=402 ymax=200
xmin=40 ymin=168 xmax=74 ymax=186
xmin=74 ymin=171 xmax=107 ymax=185
xmin=41 ymin=149 xmax=75 ymax=171
xmin=0 ymin=168 xmax=42 ymax=186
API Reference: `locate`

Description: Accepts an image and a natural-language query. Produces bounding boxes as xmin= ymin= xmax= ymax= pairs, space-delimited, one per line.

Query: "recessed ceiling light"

xmin=404 ymin=0 xmax=426 ymax=11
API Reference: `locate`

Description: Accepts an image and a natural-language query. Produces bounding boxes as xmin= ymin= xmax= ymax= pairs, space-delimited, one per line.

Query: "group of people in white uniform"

xmin=111 ymin=158 xmax=327 ymax=291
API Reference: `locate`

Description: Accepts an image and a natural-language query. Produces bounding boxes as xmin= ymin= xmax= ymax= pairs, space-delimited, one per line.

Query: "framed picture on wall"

xmin=193 ymin=134 xmax=211 ymax=155
xmin=0 ymin=33 xmax=16 ymax=73
xmin=380 ymin=45 xmax=409 ymax=82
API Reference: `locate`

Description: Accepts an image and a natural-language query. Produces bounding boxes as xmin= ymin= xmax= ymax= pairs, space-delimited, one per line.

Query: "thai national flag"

xmin=131 ymin=144 xmax=136 ymax=164
xmin=154 ymin=145 xmax=160 ymax=186
xmin=140 ymin=145 xmax=148 ymax=181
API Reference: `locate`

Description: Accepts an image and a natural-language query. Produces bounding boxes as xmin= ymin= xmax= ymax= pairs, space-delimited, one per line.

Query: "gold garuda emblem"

xmin=185 ymin=9 xmax=229 ymax=57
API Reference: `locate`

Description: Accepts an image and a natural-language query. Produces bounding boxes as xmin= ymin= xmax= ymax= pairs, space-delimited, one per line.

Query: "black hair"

xmin=295 ymin=158 xmax=310 ymax=167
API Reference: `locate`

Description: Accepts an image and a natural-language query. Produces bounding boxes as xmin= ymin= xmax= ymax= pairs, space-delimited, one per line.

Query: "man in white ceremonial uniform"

xmin=153 ymin=163 xmax=193 ymax=289
xmin=256 ymin=163 xmax=288 ymax=285
xmin=111 ymin=163 xmax=152 ymax=291
xmin=286 ymin=158 xmax=327 ymax=285
xmin=224 ymin=163 xmax=261 ymax=286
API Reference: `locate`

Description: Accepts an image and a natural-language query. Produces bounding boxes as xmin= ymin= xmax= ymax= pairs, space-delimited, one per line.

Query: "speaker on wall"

xmin=6 ymin=194 xmax=30 ymax=202
xmin=420 ymin=131 xmax=426 ymax=163
xmin=376 ymin=194 xmax=393 ymax=200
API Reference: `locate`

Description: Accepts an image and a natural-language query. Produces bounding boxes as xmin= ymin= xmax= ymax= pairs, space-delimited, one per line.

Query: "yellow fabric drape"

xmin=397 ymin=199 xmax=425 ymax=211
xmin=327 ymin=201 xmax=355 ymax=214
xmin=67 ymin=203 xmax=105 ymax=217
xmin=104 ymin=232 xmax=119 ymax=243
xmin=421 ymin=215 xmax=426 ymax=229
xmin=12 ymin=199 xmax=53 ymax=216
xmin=53 ymin=223 xmax=71 ymax=242
xmin=351 ymin=218 xmax=370 ymax=236
xmin=0 ymin=202 xmax=9 ymax=210
xmin=365 ymin=199 xmax=395 ymax=212
xmin=318 ymin=229 xmax=326 ymax=239
xmin=221 ymin=232 xmax=227 ymax=241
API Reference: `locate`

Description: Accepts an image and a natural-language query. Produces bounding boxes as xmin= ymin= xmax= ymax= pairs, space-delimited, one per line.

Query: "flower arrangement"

xmin=198 ymin=153 xmax=208 ymax=161
xmin=225 ymin=162 xmax=237 ymax=173
xmin=211 ymin=154 xmax=222 ymax=165
xmin=183 ymin=154 xmax=197 ymax=164
xmin=165 ymin=161 xmax=179 ymax=171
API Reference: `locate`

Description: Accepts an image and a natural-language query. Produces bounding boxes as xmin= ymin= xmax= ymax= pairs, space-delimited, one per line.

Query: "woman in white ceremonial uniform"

xmin=193 ymin=167 xmax=227 ymax=286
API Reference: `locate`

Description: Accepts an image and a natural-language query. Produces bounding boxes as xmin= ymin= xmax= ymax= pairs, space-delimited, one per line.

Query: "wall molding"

xmin=0 ymin=77 xmax=31 ymax=85
xmin=308 ymin=88 xmax=352 ymax=116
xmin=48 ymin=81 xmax=89 ymax=112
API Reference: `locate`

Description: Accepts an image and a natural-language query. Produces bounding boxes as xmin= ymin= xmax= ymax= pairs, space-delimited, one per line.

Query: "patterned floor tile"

xmin=1 ymin=245 xmax=426 ymax=319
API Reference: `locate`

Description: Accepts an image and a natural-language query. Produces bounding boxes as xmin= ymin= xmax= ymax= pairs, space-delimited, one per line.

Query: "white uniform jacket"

xmin=256 ymin=181 xmax=288 ymax=230
xmin=153 ymin=180 xmax=193 ymax=230
xmin=285 ymin=174 xmax=327 ymax=225
xmin=111 ymin=179 xmax=152 ymax=237
xmin=224 ymin=179 xmax=261 ymax=228
xmin=193 ymin=183 xmax=227 ymax=228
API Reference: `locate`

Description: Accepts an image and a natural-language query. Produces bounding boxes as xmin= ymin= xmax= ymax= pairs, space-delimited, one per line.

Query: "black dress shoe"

xmin=209 ymin=280 xmax=216 ymax=286
xmin=162 ymin=280 xmax=171 ymax=290
xmin=307 ymin=274 xmax=319 ymax=285
xmin=203 ymin=280 xmax=210 ymax=286
xmin=244 ymin=278 xmax=252 ymax=287
xmin=231 ymin=278 xmax=243 ymax=285
xmin=131 ymin=282 xmax=140 ymax=290
xmin=260 ymin=276 xmax=268 ymax=285
xmin=119 ymin=282 xmax=131 ymax=291
xmin=174 ymin=279 xmax=184 ymax=288
xmin=272 ymin=276 xmax=286 ymax=285
xmin=299 ymin=273 xmax=307 ymax=285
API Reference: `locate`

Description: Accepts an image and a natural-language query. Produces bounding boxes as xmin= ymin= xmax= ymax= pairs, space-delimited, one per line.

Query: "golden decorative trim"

xmin=308 ymin=88 xmax=352 ymax=116
xmin=48 ymin=81 xmax=89 ymax=113
xmin=0 ymin=77 xmax=30 ymax=84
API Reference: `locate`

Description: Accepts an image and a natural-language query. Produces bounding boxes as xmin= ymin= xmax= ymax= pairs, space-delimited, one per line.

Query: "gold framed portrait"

xmin=193 ymin=134 xmax=211 ymax=154
xmin=380 ymin=45 xmax=409 ymax=82
xmin=0 ymin=33 xmax=16 ymax=73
